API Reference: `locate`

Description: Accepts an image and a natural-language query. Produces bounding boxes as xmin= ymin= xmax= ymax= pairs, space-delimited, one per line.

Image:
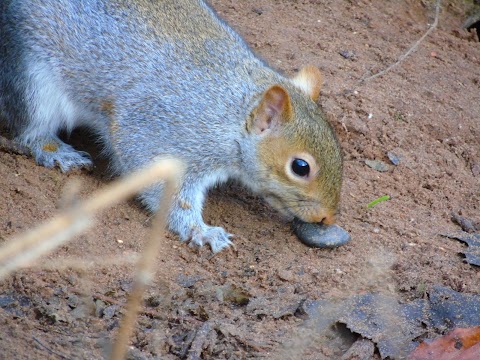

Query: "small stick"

xmin=360 ymin=0 xmax=442 ymax=83
xmin=109 ymin=167 xmax=180 ymax=360
xmin=33 ymin=336 xmax=71 ymax=360
xmin=24 ymin=253 xmax=140 ymax=271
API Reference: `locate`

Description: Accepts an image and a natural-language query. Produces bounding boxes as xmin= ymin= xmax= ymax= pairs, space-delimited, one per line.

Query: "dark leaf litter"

xmin=442 ymin=232 xmax=480 ymax=266
xmin=300 ymin=286 xmax=480 ymax=360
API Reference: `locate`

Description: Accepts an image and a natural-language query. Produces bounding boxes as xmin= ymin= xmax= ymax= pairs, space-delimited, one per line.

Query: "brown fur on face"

xmin=251 ymin=80 xmax=342 ymax=224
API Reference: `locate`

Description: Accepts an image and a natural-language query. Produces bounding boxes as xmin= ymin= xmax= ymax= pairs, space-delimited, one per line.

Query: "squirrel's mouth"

xmin=292 ymin=211 xmax=336 ymax=225
xmin=264 ymin=194 xmax=336 ymax=224
xmin=263 ymin=194 xmax=296 ymax=220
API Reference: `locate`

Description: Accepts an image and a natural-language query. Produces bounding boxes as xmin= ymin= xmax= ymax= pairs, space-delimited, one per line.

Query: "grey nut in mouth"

xmin=292 ymin=218 xmax=351 ymax=248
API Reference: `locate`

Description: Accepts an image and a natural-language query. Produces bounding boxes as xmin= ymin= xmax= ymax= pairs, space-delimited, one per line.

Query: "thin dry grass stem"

xmin=360 ymin=0 xmax=442 ymax=83
xmin=109 ymin=168 xmax=180 ymax=360
xmin=25 ymin=253 xmax=140 ymax=272
xmin=0 ymin=158 xmax=184 ymax=281
xmin=0 ymin=210 xmax=93 ymax=280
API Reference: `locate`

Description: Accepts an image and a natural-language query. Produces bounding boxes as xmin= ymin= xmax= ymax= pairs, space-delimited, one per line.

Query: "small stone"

xmin=95 ymin=300 xmax=106 ymax=318
xmin=66 ymin=294 xmax=79 ymax=309
xmin=339 ymin=49 xmax=356 ymax=60
xmin=387 ymin=151 xmax=401 ymax=166
xmin=364 ymin=159 xmax=390 ymax=172
xmin=292 ymin=219 xmax=351 ymax=248
xmin=103 ymin=305 xmax=118 ymax=319
xmin=277 ymin=270 xmax=294 ymax=282
xmin=472 ymin=163 xmax=480 ymax=177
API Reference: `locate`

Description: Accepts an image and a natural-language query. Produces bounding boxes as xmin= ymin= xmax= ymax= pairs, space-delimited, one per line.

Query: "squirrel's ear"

xmin=292 ymin=65 xmax=323 ymax=101
xmin=247 ymin=85 xmax=292 ymax=135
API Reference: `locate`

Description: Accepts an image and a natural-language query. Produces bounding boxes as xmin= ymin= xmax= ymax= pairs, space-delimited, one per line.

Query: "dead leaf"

xmin=407 ymin=326 xmax=480 ymax=360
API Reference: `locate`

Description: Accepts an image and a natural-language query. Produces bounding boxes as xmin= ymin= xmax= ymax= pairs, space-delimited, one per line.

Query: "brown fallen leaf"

xmin=407 ymin=326 xmax=480 ymax=360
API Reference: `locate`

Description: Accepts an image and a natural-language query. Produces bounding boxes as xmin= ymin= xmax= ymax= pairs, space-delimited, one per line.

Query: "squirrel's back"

xmin=1 ymin=0 xmax=269 ymax=101
xmin=1 ymin=0 xmax=279 ymax=165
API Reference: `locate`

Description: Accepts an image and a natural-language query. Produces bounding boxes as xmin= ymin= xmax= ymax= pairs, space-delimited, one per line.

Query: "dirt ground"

xmin=1 ymin=0 xmax=479 ymax=359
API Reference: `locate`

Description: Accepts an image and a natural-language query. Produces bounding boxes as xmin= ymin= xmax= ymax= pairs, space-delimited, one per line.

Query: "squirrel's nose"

xmin=320 ymin=212 xmax=336 ymax=225
xmin=308 ymin=210 xmax=336 ymax=224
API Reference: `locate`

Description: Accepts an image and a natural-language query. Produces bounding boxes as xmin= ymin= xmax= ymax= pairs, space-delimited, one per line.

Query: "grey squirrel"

xmin=0 ymin=0 xmax=343 ymax=252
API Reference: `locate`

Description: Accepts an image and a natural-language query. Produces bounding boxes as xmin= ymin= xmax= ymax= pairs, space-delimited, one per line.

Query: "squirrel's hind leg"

xmin=13 ymin=62 xmax=93 ymax=172
xmin=25 ymin=134 xmax=93 ymax=173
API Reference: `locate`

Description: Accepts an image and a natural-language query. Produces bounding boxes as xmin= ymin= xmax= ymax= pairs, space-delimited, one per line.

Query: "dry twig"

xmin=0 ymin=158 xmax=184 ymax=360
xmin=26 ymin=253 xmax=140 ymax=271
xmin=33 ymin=336 xmax=71 ymax=360
xmin=109 ymin=163 xmax=181 ymax=360
xmin=360 ymin=0 xmax=442 ymax=83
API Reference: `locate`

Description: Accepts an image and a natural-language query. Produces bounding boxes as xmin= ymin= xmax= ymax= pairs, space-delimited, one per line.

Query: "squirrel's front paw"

xmin=190 ymin=226 xmax=233 ymax=253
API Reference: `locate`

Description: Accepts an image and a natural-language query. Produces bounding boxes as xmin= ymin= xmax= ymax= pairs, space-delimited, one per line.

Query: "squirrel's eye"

xmin=291 ymin=158 xmax=310 ymax=177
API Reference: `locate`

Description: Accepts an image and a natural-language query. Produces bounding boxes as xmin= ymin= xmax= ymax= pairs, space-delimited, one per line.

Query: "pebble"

xmin=95 ymin=299 xmax=106 ymax=318
xmin=364 ymin=159 xmax=390 ymax=172
xmin=103 ymin=305 xmax=119 ymax=320
xmin=387 ymin=151 xmax=401 ymax=166
xmin=292 ymin=218 xmax=351 ymax=248
xmin=472 ymin=163 xmax=480 ymax=177
xmin=66 ymin=294 xmax=79 ymax=309
xmin=339 ymin=49 xmax=356 ymax=60
xmin=277 ymin=270 xmax=294 ymax=282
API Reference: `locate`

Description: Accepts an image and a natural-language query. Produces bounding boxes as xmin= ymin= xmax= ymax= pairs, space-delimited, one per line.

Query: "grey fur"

xmin=0 ymin=0 xmax=342 ymax=252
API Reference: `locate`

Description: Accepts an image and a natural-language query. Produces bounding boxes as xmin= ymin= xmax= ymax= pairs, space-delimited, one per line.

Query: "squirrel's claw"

xmin=26 ymin=136 xmax=93 ymax=173
xmin=189 ymin=226 xmax=233 ymax=253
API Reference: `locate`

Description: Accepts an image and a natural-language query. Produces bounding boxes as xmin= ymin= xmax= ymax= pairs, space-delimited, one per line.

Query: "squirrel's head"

xmin=245 ymin=66 xmax=343 ymax=224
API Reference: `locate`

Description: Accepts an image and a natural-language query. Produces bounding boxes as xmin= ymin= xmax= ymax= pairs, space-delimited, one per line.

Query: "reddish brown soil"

xmin=1 ymin=1 xmax=479 ymax=359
